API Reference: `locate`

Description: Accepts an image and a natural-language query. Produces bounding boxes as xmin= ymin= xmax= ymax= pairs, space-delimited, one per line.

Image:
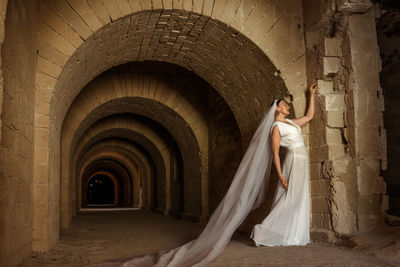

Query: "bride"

xmin=101 ymin=81 xmax=318 ymax=266
xmin=251 ymin=81 xmax=317 ymax=247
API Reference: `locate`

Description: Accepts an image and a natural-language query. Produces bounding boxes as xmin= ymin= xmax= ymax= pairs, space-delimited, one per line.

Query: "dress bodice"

xmin=270 ymin=118 xmax=304 ymax=148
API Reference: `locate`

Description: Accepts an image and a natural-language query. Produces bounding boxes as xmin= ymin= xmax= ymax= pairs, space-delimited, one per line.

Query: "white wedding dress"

xmin=97 ymin=100 xmax=311 ymax=267
xmin=250 ymin=118 xmax=310 ymax=246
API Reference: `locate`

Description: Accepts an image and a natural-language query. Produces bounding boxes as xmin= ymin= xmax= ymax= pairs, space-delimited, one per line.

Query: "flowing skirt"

xmin=250 ymin=144 xmax=310 ymax=246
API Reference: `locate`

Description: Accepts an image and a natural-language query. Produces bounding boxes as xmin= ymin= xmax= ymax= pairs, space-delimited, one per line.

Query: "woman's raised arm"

xmin=291 ymin=81 xmax=318 ymax=127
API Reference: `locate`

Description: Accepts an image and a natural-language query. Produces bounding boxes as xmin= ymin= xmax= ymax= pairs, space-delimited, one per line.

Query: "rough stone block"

xmin=330 ymin=179 xmax=357 ymax=234
xmin=326 ymin=110 xmax=344 ymax=127
xmin=324 ymin=37 xmax=342 ymax=57
xmin=323 ymin=57 xmax=340 ymax=76
xmin=332 ymin=157 xmax=352 ymax=175
xmin=311 ymin=179 xmax=330 ymax=197
xmin=309 ymin=163 xmax=321 ymax=180
xmin=328 ymin=144 xmax=345 ymax=160
xmin=310 ymin=145 xmax=329 ymax=163
xmin=325 ymin=94 xmax=346 ymax=111
xmin=312 ymin=197 xmax=330 ymax=213
xmin=312 ymin=213 xmax=331 ymax=230
xmin=310 ymin=130 xmax=326 ymax=147
xmin=326 ymin=127 xmax=343 ymax=144
xmin=34 ymin=113 xmax=49 ymax=128
xmin=317 ymin=79 xmax=334 ymax=95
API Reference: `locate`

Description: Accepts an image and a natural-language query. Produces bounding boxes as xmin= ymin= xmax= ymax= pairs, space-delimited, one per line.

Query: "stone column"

xmin=346 ymin=8 xmax=387 ymax=232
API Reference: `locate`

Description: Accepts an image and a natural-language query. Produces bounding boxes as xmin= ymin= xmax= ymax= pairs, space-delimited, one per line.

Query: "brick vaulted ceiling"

xmin=38 ymin=2 xmax=291 ymax=143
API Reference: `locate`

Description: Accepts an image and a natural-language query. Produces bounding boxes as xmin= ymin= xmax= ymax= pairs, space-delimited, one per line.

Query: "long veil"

xmin=106 ymin=99 xmax=279 ymax=267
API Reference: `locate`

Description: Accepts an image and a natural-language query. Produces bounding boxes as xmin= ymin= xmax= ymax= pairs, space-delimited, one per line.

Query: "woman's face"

xmin=276 ymin=100 xmax=290 ymax=116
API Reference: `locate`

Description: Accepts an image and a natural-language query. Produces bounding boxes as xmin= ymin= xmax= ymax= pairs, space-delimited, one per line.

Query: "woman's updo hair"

xmin=271 ymin=99 xmax=283 ymax=106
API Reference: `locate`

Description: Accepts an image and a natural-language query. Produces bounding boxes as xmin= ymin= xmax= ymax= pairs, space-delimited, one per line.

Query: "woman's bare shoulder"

xmin=270 ymin=122 xmax=281 ymax=136
xmin=289 ymin=117 xmax=310 ymax=127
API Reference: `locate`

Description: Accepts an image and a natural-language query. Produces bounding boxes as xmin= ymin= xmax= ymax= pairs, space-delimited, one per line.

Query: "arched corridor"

xmin=0 ymin=0 xmax=398 ymax=266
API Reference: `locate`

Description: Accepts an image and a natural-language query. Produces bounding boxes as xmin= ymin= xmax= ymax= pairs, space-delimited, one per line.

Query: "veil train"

xmin=104 ymin=99 xmax=279 ymax=267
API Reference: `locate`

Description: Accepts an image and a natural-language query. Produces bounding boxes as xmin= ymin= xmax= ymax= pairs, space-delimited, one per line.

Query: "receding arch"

xmin=76 ymin=139 xmax=154 ymax=211
xmin=60 ymin=71 xmax=212 ymax=228
xmin=72 ymin=116 xmax=179 ymax=219
xmin=32 ymin=1 xmax=305 ymax=251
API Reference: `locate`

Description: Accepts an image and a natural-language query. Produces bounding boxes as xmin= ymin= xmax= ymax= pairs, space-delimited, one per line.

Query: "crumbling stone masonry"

xmin=303 ymin=0 xmax=387 ymax=241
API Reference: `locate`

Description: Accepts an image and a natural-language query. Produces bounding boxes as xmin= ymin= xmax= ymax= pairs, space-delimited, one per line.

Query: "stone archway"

xmin=76 ymin=139 xmax=153 ymax=210
xmin=32 ymin=0 xmax=305 ymax=252
xmin=72 ymin=115 xmax=179 ymax=218
xmin=61 ymin=72 xmax=207 ymax=227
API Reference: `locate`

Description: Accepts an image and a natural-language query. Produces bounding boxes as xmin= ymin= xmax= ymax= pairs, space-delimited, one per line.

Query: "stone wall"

xmin=303 ymin=0 xmax=387 ymax=241
xmin=377 ymin=10 xmax=400 ymax=218
xmin=0 ymin=0 xmax=37 ymax=266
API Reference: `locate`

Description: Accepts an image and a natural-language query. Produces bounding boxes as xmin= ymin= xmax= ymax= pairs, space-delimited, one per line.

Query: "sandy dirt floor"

xmin=19 ymin=210 xmax=400 ymax=266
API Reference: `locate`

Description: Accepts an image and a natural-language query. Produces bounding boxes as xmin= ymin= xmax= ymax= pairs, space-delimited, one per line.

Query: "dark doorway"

xmin=87 ymin=175 xmax=116 ymax=205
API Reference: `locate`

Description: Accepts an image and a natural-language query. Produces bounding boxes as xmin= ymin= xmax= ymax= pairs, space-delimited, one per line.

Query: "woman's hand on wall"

xmin=309 ymin=80 xmax=318 ymax=95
